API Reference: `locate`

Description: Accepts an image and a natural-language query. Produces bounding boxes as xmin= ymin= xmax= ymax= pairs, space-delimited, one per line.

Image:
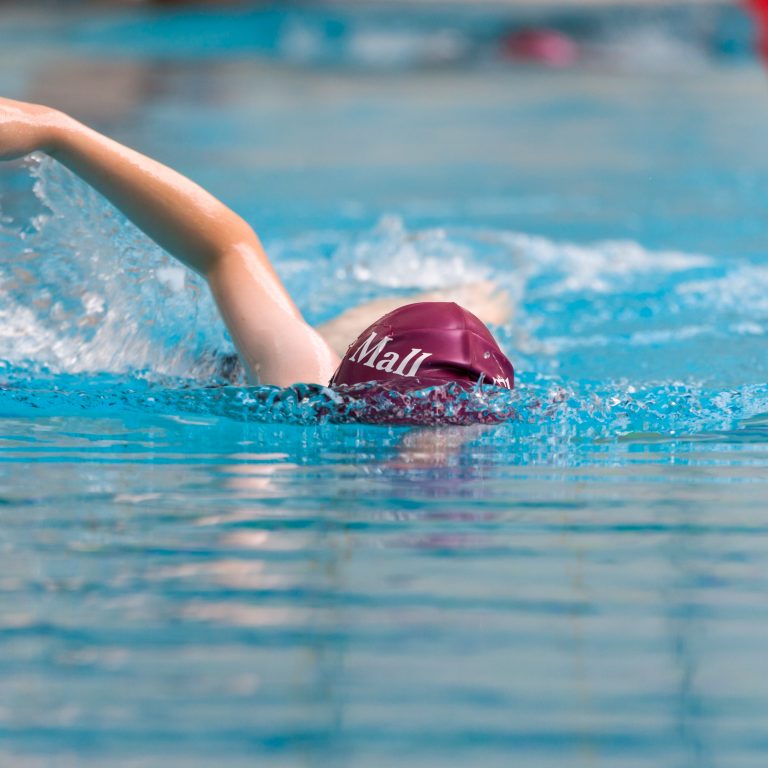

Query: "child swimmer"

xmin=0 ymin=97 xmax=515 ymax=409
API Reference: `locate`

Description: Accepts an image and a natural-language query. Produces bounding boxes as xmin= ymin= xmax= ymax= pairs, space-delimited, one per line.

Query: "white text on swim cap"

xmin=348 ymin=332 xmax=432 ymax=378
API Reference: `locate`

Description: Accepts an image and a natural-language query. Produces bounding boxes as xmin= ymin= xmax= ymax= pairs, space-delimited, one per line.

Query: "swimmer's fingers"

xmin=475 ymin=283 xmax=512 ymax=326
xmin=0 ymin=97 xmax=61 ymax=161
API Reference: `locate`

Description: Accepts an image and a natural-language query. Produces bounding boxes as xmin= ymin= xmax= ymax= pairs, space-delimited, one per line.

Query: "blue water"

xmin=2 ymin=3 xmax=768 ymax=766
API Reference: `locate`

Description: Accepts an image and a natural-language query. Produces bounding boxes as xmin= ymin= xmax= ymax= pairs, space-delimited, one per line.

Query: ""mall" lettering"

xmin=348 ymin=332 xmax=432 ymax=378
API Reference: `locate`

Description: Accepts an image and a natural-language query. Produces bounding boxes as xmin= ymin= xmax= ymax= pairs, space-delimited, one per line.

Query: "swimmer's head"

xmin=329 ymin=301 xmax=514 ymax=391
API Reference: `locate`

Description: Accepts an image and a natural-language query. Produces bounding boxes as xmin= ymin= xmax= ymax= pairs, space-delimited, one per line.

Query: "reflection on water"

xmin=2 ymin=413 xmax=768 ymax=765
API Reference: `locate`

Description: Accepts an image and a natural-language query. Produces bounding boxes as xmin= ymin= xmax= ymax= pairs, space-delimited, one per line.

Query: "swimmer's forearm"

xmin=46 ymin=112 xmax=256 ymax=278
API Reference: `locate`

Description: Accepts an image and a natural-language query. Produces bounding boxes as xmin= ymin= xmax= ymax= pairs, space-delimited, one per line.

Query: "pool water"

xmin=2 ymin=4 xmax=768 ymax=766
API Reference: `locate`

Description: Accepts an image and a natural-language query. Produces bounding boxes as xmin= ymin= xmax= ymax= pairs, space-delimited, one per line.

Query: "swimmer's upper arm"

xmin=205 ymin=239 xmax=340 ymax=387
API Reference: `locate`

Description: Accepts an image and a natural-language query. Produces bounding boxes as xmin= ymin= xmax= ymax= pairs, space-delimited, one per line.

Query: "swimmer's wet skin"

xmin=0 ymin=96 xmax=514 ymax=413
xmin=0 ymin=96 xmax=338 ymax=388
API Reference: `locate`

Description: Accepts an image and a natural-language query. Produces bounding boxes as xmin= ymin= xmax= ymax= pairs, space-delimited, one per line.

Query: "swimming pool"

xmin=2 ymin=3 xmax=768 ymax=766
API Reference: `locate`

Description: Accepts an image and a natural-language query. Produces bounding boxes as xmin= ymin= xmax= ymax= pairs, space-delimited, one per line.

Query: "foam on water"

xmin=1 ymin=156 xmax=766 ymax=437
xmin=0 ymin=156 xmax=229 ymax=378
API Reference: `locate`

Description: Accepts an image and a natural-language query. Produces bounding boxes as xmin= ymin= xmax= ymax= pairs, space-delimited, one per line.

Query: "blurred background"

xmin=0 ymin=0 xmax=761 ymax=128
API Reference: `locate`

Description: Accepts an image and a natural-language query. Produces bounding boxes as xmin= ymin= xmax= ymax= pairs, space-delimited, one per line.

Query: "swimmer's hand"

xmin=318 ymin=280 xmax=512 ymax=357
xmin=418 ymin=280 xmax=512 ymax=327
xmin=0 ymin=97 xmax=62 ymax=160
xmin=0 ymin=95 xmax=340 ymax=387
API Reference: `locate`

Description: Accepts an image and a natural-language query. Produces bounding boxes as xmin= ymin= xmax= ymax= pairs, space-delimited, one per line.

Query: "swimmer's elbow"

xmin=197 ymin=217 xmax=264 ymax=278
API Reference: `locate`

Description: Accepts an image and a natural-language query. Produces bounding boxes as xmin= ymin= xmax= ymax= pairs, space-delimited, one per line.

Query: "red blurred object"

xmin=746 ymin=0 xmax=768 ymax=64
xmin=502 ymin=28 xmax=579 ymax=68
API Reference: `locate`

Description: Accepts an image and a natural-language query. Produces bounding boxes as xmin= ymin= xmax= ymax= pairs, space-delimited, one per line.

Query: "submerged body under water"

xmin=2 ymin=6 xmax=768 ymax=766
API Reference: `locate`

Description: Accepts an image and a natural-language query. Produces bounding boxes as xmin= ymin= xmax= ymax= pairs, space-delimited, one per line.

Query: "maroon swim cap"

xmin=329 ymin=302 xmax=515 ymax=390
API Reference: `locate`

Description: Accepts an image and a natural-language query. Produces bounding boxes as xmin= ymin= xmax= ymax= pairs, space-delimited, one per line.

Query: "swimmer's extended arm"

xmin=0 ymin=96 xmax=340 ymax=387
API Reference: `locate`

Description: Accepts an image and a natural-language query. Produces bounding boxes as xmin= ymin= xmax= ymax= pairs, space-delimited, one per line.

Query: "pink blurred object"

xmin=502 ymin=28 xmax=579 ymax=67
xmin=746 ymin=0 xmax=768 ymax=65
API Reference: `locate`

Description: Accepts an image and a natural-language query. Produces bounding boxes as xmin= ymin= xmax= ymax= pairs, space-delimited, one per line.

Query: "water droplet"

xmin=483 ymin=351 xmax=491 ymax=359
